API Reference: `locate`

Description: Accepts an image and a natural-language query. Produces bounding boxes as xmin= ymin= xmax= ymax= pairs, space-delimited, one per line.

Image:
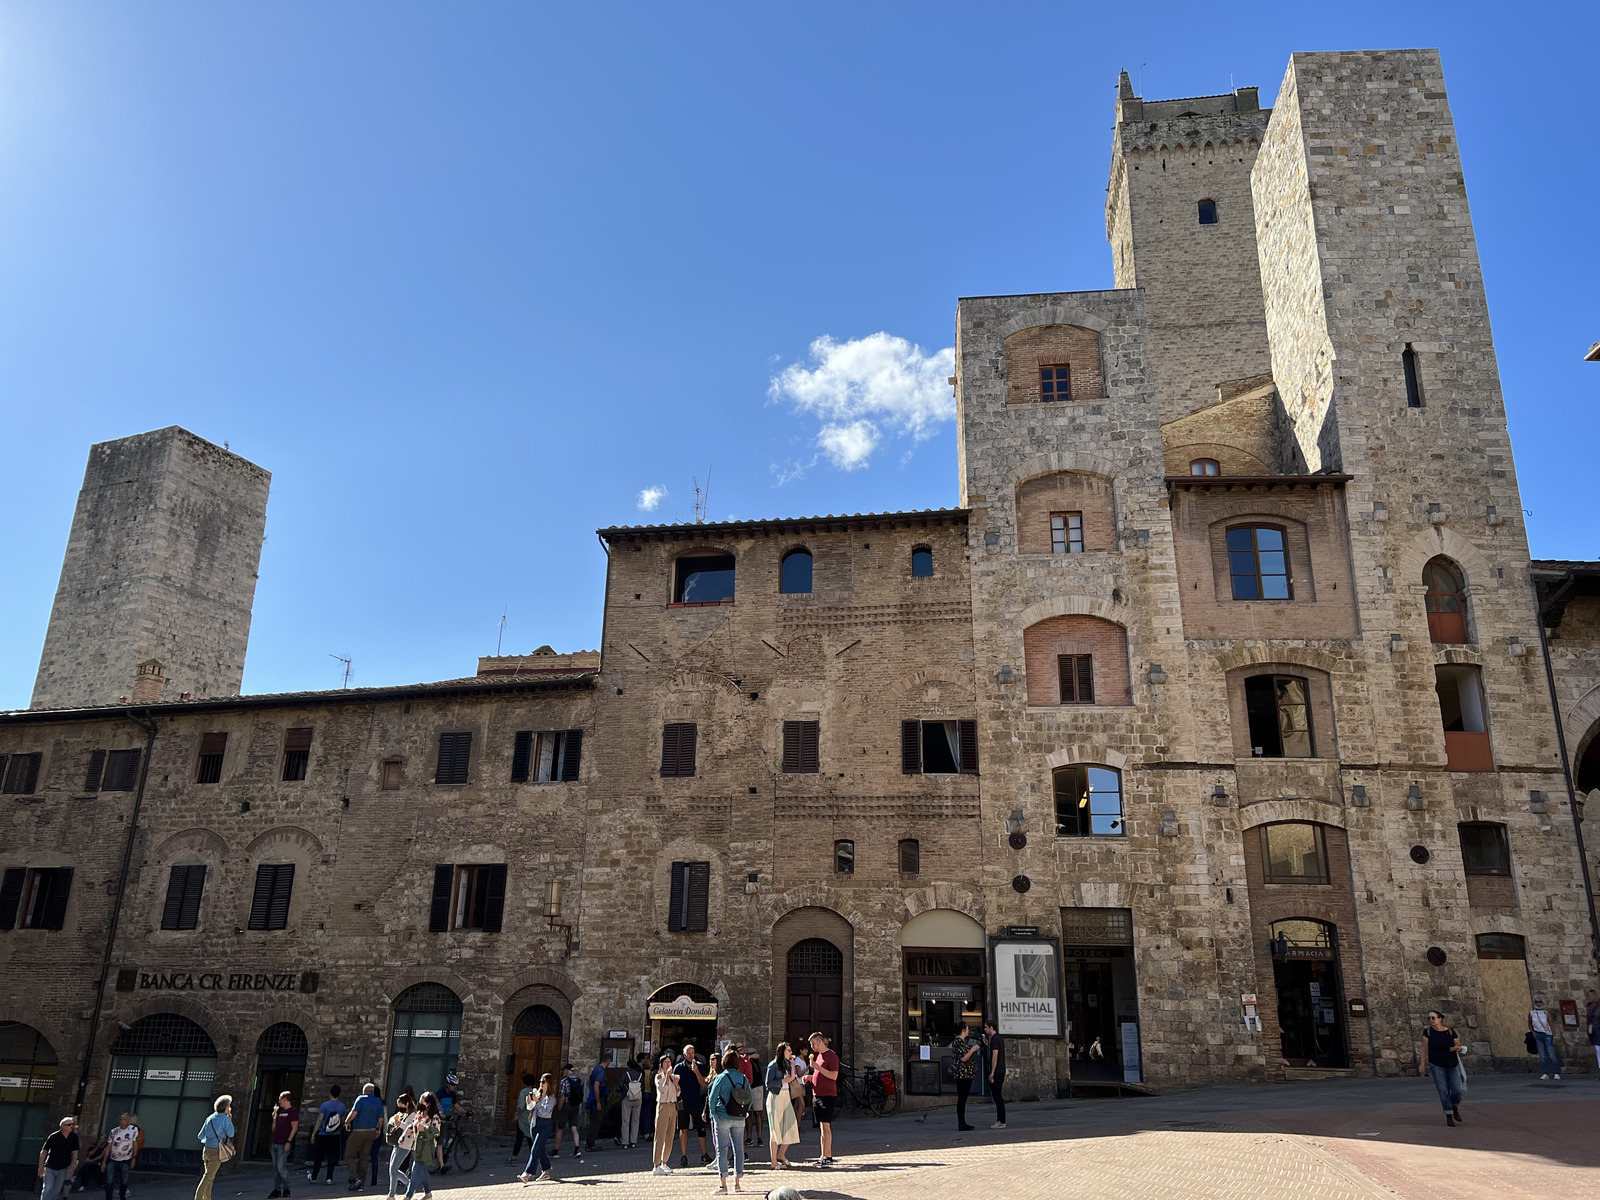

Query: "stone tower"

xmin=30 ymin=426 xmax=271 ymax=709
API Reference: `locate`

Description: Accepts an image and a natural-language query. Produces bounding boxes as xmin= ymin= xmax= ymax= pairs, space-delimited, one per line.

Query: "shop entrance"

xmin=647 ymin=983 xmax=718 ymax=1062
xmin=507 ymin=1007 xmax=564 ymax=1129
xmin=1270 ymin=919 xmax=1349 ymax=1069
xmin=104 ymin=1014 xmax=218 ymax=1169
xmin=247 ymin=1023 xmax=307 ymax=1160
xmin=900 ymin=909 xmax=987 ymax=1097
xmin=1476 ymin=933 xmax=1532 ymax=1058
xmin=1062 ymin=908 xmax=1140 ymax=1081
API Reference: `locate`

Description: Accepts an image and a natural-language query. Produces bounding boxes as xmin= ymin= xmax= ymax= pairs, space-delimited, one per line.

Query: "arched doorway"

xmin=387 ymin=984 xmax=462 ymax=1101
xmin=785 ymin=940 xmax=843 ymax=1050
xmin=900 ymin=909 xmax=987 ymax=1095
xmin=1269 ymin=919 xmax=1349 ymax=1069
xmin=647 ymin=983 xmax=718 ymax=1061
xmin=506 ymin=1006 xmax=563 ymax=1128
xmin=0 ymin=1022 xmax=57 ymax=1166
xmin=247 ymin=1023 xmax=307 ymax=1160
xmin=105 ymin=1015 xmax=218 ymax=1166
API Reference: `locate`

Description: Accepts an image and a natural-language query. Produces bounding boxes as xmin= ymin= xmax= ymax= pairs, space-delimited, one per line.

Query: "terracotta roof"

xmin=598 ymin=507 xmax=968 ymax=539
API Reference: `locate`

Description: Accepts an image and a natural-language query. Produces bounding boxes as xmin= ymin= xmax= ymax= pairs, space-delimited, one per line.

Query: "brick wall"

xmin=1014 ymin=473 xmax=1115 ymax=554
xmin=1002 ymin=325 xmax=1104 ymax=404
xmin=1022 ymin=616 xmax=1131 ymax=707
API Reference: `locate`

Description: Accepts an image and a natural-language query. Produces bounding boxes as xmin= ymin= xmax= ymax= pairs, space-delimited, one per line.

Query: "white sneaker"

xmin=990 ymin=1122 xmax=1006 ymax=1129
xmin=1554 ymin=1074 xmax=1561 ymax=1080
xmin=1541 ymin=1073 xmax=1550 ymax=1080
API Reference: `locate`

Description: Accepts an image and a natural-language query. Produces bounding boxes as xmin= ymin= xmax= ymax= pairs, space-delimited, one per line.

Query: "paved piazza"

xmin=108 ymin=1076 xmax=1596 ymax=1200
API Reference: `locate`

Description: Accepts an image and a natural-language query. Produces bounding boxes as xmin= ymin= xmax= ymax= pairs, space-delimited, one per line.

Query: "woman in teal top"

xmin=195 ymin=1096 xmax=235 ymax=1200
xmin=706 ymin=1055 xmax=749 ymax=1193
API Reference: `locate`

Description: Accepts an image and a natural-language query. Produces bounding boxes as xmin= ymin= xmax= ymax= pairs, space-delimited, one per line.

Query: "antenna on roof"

xmin=329 ymin=654 xmax=352 ymax=690
xmin=691 ymin=466 xmax=712 ymax=524
xmin=496 ymin=608 xmax=507 ymax=655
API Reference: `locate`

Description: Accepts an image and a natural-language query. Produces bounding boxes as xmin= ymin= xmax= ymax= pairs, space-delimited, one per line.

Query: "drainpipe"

xmin=73 ymin=710 xmax=159 ymax=1116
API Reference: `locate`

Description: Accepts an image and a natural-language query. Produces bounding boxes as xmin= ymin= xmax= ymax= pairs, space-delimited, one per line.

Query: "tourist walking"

xmin=636 ymin=1053 xmax=656 ymax=1144
xmin=552 ymin=1065 xmax=583 ymax=1162
xmin=584 ymin=1050 xmax=609 ymax=1153
xmin=510 ymin=1074 xmax=536 ymax=1164
xmin=745 ymin=1055 xmax=765 ymax=1149
xmin=38 ymin=1117 xmax=80 ymax=1200
xmin=764 ymin=1043 xmax=799 ymax=1168
xmin=1419 ymin=1010 xmax=1465 ymax=1125
xmin=267 ymin=1093 xmax=298 ymax=1198
xmin=383 ymin=1094 xmax=414 ymax=1200
xmin=195 ymin=1097 xmax=235 ymax=1200
xmin=366 ymin=1090 xmax=386 ymax=1188
xmin=706 ymin=1051 xmax=750 ymax=1194
xmin=401 ymin=1094 xmax=442 ymax=1200
xmin=620 ymin=1055 xmax=644 ymax=1149
xmin=651 ymin=1053 xmax=679 ymax=1175
xmin=308 ymin=1085 xmax=346 ymax=1184
xmin=103 ymin=1113 xmax=138 ymax=1200
xmin=673 ymin=1044 xmax=709 ymax=1167
xmin=517 ymin=1072 xmax=557 ymax=1183
xmin=1586 ymin=988 xmax=1600 ymax=1070
xmin=950 ymin=1023 xmax=981 ymax=1132
xmin=982 ymin=1020 xmax=1008 ymax=1130
xmin=806 ymin=1033 xmax=839 ymax=1166
xmin=345 ymin=1084 xmax=384 ymax=1190
xmin=1529 ymin=998 xmax=1561 ymax=1079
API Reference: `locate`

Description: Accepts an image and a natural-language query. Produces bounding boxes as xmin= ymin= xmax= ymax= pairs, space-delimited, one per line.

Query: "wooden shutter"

xmin=800 ymin=721 xmax=819 ymax=773
xmin=481 ymin=863 xmax=507 ymax=932
xmin=958 ymin=719 xmax=979 ymax=775
xmin=686 ymin=861 xmax=710 ymax=932
xmin=783 ymin=722 xmax=819 ymax=774
xmin=435 ymin=732 xmax=472 ymax=784
xmin=162 ymin=866 xmax=206 ymax=931
xmin=161 ymin=867 xmax=188 ymax=929
xmin=104 ymin=749 xmax=140 ymax=792
xmin=560 ymin=730 xmax=583 ymax=781
xmin=667 ymin=861 xmax=688 ymax=932
xmin=662 ymin=723 xmax=696 ymax=778
xmin=900 ymin=720 xmax=922 ymax=774
xmin=4 ymin=753 xmax=41 ymax=794
xmin=284 ymin=728 xmax=313 ymax=751
xmin=510 ymin=732 xmax=533 ymax=783
xmin=248 ymin=864 xmax=294 ymax=930
xmin=1077 ymin=657 xmax=1094 ymax=704
xmin=38 ymin=868 xmax=73 ymax=930
xmin=0 ymin=868 xmax=24 ymax=930
xmin=429 ymin=864 xmax=454 ymax=932
xmin=782 ymin=722 xmax=802 ymax=773
xmin=84 ymin=749 xmax=106 ymax=793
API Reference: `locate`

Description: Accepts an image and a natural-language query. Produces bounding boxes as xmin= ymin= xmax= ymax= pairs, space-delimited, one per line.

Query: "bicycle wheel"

xmin=454 ymin=1131 xmax=479 ymax=1173
xmin=869 ymin=1081 xmax=900 ymax=1117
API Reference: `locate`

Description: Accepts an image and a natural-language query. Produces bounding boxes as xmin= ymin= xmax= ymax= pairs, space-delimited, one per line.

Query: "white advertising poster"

xmin=993 ymin=940 xmax=1062 ymax=1037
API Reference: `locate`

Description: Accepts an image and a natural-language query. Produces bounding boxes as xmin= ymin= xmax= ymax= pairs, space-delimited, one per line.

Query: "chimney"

xmin=132 ymin=660 xmax=166 ymax=705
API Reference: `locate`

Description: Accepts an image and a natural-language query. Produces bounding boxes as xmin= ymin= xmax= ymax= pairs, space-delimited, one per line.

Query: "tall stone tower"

xmin=31 ymin=426 xmax=271 ymax=709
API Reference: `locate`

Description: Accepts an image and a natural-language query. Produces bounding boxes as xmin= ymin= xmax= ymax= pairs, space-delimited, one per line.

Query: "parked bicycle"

xmin=834 ymin=1064 xmax=900 ymax=1117
xmin=438 ymin=1102 xmax=480 ymax=1173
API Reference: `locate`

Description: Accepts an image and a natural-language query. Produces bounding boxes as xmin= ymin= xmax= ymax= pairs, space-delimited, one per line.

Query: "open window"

xmin=1244 ymin=675 xmax=1314 ymax=758
xmin=900 ymin=719 xmax=978 ymax=775
xmin=780 ymin=549 xmax=813 ymax=595
xmin=1436 ymin=665 xmax=1493 ymax=772
xmin=1424 ymin=558 xmax=1469 ymax=644
xmin=195 ymin=733 xmax=227 ymax=785
xmin=511 ymin=730 xmax=583 ymax=782
xmin=281 ymin=728 xmax=312 ymax=782
xmin=834 ymin=840 xmax=855 ymax=875
xmin=1258 ymin=823 xmax=1330 ymax=884
xmin=0 ymin=867 xmax=74 ymax=930
xmin=429 ymin=863 xmax=507 ymax=932
xmin=1403 ymin=343 xmax=1425 ymax=408
xmin=1053 ymin=765 xmax=1123 ymax=837
xmin=674 ymin=554 xmax=736 ymax=604
xmin=0 ymin=753 xmax=42 ymax=795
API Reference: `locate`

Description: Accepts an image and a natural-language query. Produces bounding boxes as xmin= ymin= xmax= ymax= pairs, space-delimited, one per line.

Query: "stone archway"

xmin=771 ymin=908 xmax=854 ymax=1066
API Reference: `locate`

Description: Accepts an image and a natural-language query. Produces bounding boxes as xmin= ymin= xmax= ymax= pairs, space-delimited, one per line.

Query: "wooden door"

xmin=786 ymin=976 xmax=842 ymax=1051
xmin=507 ymin=1036 xmax=563 ymax=1127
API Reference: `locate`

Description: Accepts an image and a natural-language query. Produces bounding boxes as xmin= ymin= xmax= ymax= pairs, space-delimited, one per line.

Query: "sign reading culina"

xmin=646 ymin=994 xmax=718 ymax=1020
xmin=991 ymin=936 xmax=1064 ymax=1037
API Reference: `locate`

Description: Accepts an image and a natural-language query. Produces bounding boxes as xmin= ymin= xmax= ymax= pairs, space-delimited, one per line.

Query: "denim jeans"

xmin=43 ymin=1167 xmax=74 ymax=1200
xmin=1428 ymin=1063 xmax=1462 ymax=1112
xmin=523 ymin=1118 xmax=552 ymax=1176
xmin=712 ymin=1117 xmax=745 ymax=1179
xmin=271 ymin=1143 xmax=291 ymax=1192
xmin=105 ymin=1158 xmax=132 ymax=1200
xmin=387 ymin=1147 xmax=409 ymax=1197
xmin=402 ymin=1159 xmax=429 ymax=1200
xmin=1534 ymin=1031 xmax=1560 ymax=1074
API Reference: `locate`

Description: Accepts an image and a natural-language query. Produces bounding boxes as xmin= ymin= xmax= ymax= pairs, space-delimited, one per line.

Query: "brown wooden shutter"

xmin=661 ymin=725 xmax=679 ymax=777
xmin=667 ymin=861 xmax=687 ymax=931
xmin=103 ymin=749 xmax=140 ymax=792
xmin=429 ymin=864 xmax=454 ymax=932
xmin=84 ymin=749 xmax=106 ymax=793
xmin=900 ymin=720 xmax=922 ymax=774
xmin=1058 ymin=656 xmax=1076 ymax=703
xmin=662 ymin=723 xmax=697 ymax=777
xmin=800 ymin=721 xmax=819 ymax=773
xmin=248 ymin=864 xmax=294 ymax=931
xmin=435 ymin=732 xmax=472 ymax=784
xmin=782 ymin=722 xmax=801 ymax=773
xmin=958 ymin=719 xmax=979 ymax=775
xmin=3 ymin=753 xmax=41 ymax=794
xmin=560 ymin=730 xmax=583 ymax=781
xmin=38 ymin=868 xmax=72 ymax=930
xmin=481 ymin=863 xmax=507 ymax=932
xmin=686 ymin=861 xmax=710 ymax=932
xmin=0 ymin=868 xmax=24 ymax=930
xmin=177 ymin=865 xmax=206 ymax=929
xmin=1077 ymin=656 xmax=1095 ymax=704
xmin=161 ymin=866 xmax=190 ymax=930
xmin=510 ymin=732 xmax=533 ymax=783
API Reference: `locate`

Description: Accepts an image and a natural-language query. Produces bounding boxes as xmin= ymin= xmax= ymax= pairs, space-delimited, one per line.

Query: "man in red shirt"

xmin=807 ymin=1033 xmax=839 ymax=1166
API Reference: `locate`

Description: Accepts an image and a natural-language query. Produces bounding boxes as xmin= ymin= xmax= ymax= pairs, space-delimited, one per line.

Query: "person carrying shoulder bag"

xmin=1419 ymin=1010 xmax=1465 ymax=1127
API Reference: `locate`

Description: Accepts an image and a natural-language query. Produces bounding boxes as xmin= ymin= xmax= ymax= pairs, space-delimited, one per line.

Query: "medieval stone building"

xmin=2 ymin=48 xmax=1597 ymax=1171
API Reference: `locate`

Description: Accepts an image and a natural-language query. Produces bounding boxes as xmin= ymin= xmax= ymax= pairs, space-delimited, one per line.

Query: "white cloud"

xmin=636 ymin=485 xmax=668 ymax=512
xmin=768 ymin=332 xmax=955 ymax=471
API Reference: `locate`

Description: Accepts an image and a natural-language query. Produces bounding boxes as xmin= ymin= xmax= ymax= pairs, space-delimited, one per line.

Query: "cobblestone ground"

xmin=82 ymin=1076 xmax=1598 ymax=1200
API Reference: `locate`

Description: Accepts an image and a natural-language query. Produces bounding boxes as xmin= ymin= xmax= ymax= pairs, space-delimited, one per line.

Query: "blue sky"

xmin=1 ymin=3 xmax=1596 ymax=705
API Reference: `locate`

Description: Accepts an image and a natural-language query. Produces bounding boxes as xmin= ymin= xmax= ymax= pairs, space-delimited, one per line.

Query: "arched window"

xmin=1198 ymin=198 xmax=1218 ymax=225
xmin=1424 ymin=557 xmax=1469 ymax=643
xmin=514 ymin=1005 xmax=563 ymax=1037
xmin=673 ymin=554 xmax=735 ymax=604
xmin=1257 ymin=823 xmax=1330 ymax=883
xmin=1227 ymin=525 xmax=1291 ymax=600
xmin=787 ymin=938 xmax=844 ymax=977
xmin=0 ymin=1023 xmax=56 ymax=1167
xmin=255 ymin=1022 xmax=308 ymax=1067
xmin=107 ymin=1015 xmax=218 ymax=1158
xmin=1053 ymin=765 xmax=1123 ymax=837
xmin=780 ymin=549 xmax=813 ymax=594
xmin=1189 ymin=458 xmax=1220 ymax=476
xmin=387 ymin=983 xmax=462 ymax=1102
xmin=910 ymin=547 xmax=933 ymax=578
xmin=898 ymin=838 xmax=920 ymax=875
xmin=834 ymin=840 xmax=855 ymax=874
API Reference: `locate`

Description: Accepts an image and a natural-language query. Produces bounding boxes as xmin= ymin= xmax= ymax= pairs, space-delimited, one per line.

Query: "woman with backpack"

xmin=706 ymin=1052 xmax=749 ymax=1193
xmin=620 ymin=1056 xmax=645 ymax=1150
xmin=764 ymin=1043 xmax=800 ymax=1169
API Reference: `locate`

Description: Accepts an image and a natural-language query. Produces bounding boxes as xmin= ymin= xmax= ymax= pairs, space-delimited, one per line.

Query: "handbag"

xmin=384 ymin=1116 xmax=403 ymax=1147
xmin=1525 ymin=1031 xmax=1539 ymax=1055
xmin=219 ymin=1139 xmax=236 ymax=1164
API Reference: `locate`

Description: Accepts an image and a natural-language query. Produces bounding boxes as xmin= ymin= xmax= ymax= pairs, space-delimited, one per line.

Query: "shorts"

xmin=676 ymin=1106 xmax=707 ymax=1134
xmin=555 ymin=1105 xmax=580 ymax=1130
xmin=812 ymin=1095 xmax=838 ymax=1123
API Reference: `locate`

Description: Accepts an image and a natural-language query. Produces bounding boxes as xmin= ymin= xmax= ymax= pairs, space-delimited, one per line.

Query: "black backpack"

xmin=724 ymin=1074 xmax=751 ymax=1118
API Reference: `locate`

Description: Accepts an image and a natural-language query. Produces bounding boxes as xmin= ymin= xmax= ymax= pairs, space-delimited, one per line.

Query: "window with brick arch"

xmin=1039 ymin=364 xmax=1071 ymax=401
xmin=1022 ymin=616 xmax=1129 ymax=706
xmin=1015 ymin=473 xmax=1113 ymax=555
xmin=1002 ymin=324 xmax=1104 ymax=404
xmin=1423 ymin=557 xmax=1469 ymax=644
xmin=1189 ymin=458 xmax=1220 ymax=476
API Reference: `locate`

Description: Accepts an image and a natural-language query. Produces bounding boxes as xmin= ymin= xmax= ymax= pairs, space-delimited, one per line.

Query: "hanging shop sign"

xmin=647 ymin=995 xmax=718 ymax=1020
xmin=990 ymin=935 xmax=1065 ymax=1038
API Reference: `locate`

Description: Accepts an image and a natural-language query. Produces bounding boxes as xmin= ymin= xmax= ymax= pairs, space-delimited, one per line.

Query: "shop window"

xmin=0 ymin=867 xmax=73 ymax=930
xmin=0 ymin=753 xmax=42 ymax=795
xmin=429 ymin=863 xmax=506 ymax=932
xmin=1198 ymin=198 xmax=1218 ymax=225
xmin=1403 ymin=343 xmax=1425 ymax=407
xmin=160 ymin=865 xmax=206 ymax=931
xmin=380 ymin=759 xmax=404 ymax=790
xmin=780 ymin=549 xmax=813 ymax=595
xmin=660 ymin=722 xmax=698 ymax=778
xmin=102 ymin=749 xmax=140 ymax=792
xmin=195 ymin=733 xmax=227 ymax=785
xmin=834 ymin=840 xmax=855 ymax=875
xmin=1459 ymin=822 xmax=1515 ymax=907
xmin=900 ymin=719 xmax=978 ymax=775
xmin=1053 ymin=765 xmax=1124 ymax=837
xmin=781 ymin=720 xmax=820 ymax=774
xmin=107 ymin=1015 xmax=217 ymax=1161
xmin=674 ymin=554 xmax=736 ymax=604
xmin=1051 ymin=512 xmax=1084 ymax=554
xmin=1259 ymin=823 xmax=1330 ymax=884
xmin=511 ymin=730 xmax=583 ymax=782
xmin=434 ymin=731 xmax=472 ymax=785
xmin=281 ymin=728 xmax=312 ymax=782
xmin=898 ymin=839 xmax=920 ymax=875
xmin=1189 ymin=458 xmax=1220 ymax=476
xmin=0 ymin=1023 xmax=57 ymax=1168
xmin=1227 ymin=526 xmax=1291 ymax=599
xmin=1436 ymin=665 xmax=1493 ymax=772
xmin=911 ymin=547 xmax=934 ymax=577
xmin=1243 ymin=675 xmax=1314 ymax=757
xmin=666 ymin=860 xmax=710 ymax=932
xmin=1057 ymin=654 xmax=1095 ymax=704
xmin=246 ymin=863 xmax=295 ymax=931
xmin=1424 ymin=557 xmax=1469 ymax=644
xmin=1039 ymin=363 xmax=1071 ymax=401
xmin=387 ymin=983 xmax=462 ymax=1104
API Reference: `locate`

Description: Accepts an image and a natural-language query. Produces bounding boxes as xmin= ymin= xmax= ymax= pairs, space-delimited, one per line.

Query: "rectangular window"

xmin=195 ymin=733 xmax=227 ymax=785
xmin=380 ymin=759 xmax=404 ymax=790
xmin=1053 ymin=765 xmax=1124 ymax=837
xmin=160 ymin=865 xmax=207 ymax=931
xmin=1057 ymin=655 xmax=1095 ymax=704
xmin=10 ymin=867 xmax=74 ymax=930
xmin=1039 ymin=364 xmax=1071 ymax=402
xmin=781 ymin=721 xmax=820 ymax=774
xmin=1436 ymin=665 xmax=1493 ymax=772
xmin=102 ymin=749 xmax=141 ymax=793
xmin=666 ymin=860 xmax=710 ymax=932
xmin=281 ymin=728 xmax=313 ymax=782
xmin=428 ymin=863 xmax=507 ymax=932
xmin=1050 ymin=512 xmax=1084 ymax=554
xmin=660 ymin=723 xmax=698 ymax=778
xmin=1403 ymin=343 xmax=1424 ymax=407
xmin=434 ymin=732 xmax=473 ymax=785
xmin=899 ymin=839 xmax=920 ymax=875
xmin=1 ymin=753 xmax=42 ymax=795
xmin=900 ymin=719 xmax=978 ymax=775
xmin=1459 ymin=823 xmax=1511 ymax=876
xmin=1243 ymin=675 xmax=1314 ymax=758
xmin=1260 ymin=823 xmax=1330 ymax=884
xmin=511 ymin=730 xmax=584 ymax=783
xmin=246 ymin=863 xmax=295 ymax=931
xmin=1227 ymin=526 xmax=1292 ymax=600
xmin=673 ymin=555 xmax=736 ymax=604
xmin=834 ymin=840 xmax=855 ymax=875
